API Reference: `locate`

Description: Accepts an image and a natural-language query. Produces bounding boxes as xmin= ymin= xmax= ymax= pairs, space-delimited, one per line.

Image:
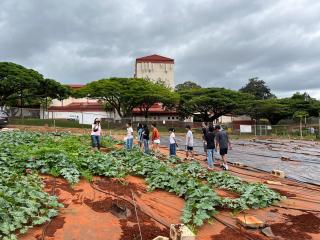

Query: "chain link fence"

xmin=229 ymin=123 xmax=320 ymax=139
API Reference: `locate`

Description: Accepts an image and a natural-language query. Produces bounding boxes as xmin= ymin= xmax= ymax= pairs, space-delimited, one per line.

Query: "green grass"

xmin=9 ymin=118 xmax=91 ymax=128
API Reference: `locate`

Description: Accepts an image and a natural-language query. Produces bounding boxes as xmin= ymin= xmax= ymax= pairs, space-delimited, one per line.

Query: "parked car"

xmin=0 ymin=110 xmax=9 ymax=128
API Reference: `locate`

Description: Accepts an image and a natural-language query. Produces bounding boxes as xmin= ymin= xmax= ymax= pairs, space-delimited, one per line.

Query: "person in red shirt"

xmin=151 ymin=123 xmax=160 ymax=155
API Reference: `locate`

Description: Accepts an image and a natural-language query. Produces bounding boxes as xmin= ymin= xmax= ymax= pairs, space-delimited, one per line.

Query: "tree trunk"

xmin=20 ymin=89 xmax=23 ymax=119
xmin=144 ymin=109 xmax=149 ymax=119
xmin=45 ymin=97 xmax=48 ymax=119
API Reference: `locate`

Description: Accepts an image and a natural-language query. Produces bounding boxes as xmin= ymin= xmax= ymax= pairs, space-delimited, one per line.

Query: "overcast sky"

xmin=1 ymin=0 xmax=320 ymax=98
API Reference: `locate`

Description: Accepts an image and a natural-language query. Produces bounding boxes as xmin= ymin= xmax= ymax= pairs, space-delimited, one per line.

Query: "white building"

xmin=47 ymin=84 xmax=120 ymax=124
xmin=134 ymin=54 xmax=174 ymax=88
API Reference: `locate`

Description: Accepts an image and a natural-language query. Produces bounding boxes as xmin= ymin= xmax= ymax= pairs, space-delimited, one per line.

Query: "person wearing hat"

xmin=91 ymin=118 xmax=102 ymax=150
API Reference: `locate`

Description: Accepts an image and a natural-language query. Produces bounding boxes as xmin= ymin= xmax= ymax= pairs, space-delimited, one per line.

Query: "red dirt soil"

xmin=210 ymin=227 xmax=267 ymax=240
xmin=271 ymin=213 xmax=320 ymax=240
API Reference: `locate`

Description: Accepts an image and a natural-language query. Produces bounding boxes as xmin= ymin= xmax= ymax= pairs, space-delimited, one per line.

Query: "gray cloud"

xmin=1 ymin=0 xmax=320 ymax=98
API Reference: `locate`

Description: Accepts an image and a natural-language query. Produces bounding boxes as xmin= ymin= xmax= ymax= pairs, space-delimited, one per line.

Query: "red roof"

xmin=136 ymin=54 xmax=174 ymax=64
xmin=49 ymin=102 xmax=177 ymax=115
xmin=132 ymin=103 xmax=177 ymax=115
xmin=66 ymin=84 xmax=85 ymax=89
xmin=49 ymin=102 xmax=104 ymax=112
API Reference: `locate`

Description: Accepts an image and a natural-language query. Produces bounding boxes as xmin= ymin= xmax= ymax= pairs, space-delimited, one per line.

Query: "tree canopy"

xmin=0 ymin=62 xmax=42 ymax=107
xmin=239 ymin=77 xmax=275 ymax=100
xmin=285 ymin=92 xmax=320 ymax=117
xmin=178 ymin=87 xmax=252 ymax=122
xmin=0 ymin=62 xmax=70 ymax=108
xmin=175 ymin=81 xmax=202 ymax=92
xmin=253 ymin=99 xmax=292 ymax=125
xmin=78 ymin=78 xmax=179 ymax=118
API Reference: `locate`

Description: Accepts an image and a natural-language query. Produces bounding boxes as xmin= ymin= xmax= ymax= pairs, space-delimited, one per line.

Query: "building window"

xmin=168 ymin=117 xmax=170 ymax=120
xmin=154 ymin=117 xmax=156 ymax=120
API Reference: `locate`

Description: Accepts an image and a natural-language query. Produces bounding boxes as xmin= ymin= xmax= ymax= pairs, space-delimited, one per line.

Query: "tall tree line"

xmin=2 ymin=62 xmax=319 ymax=124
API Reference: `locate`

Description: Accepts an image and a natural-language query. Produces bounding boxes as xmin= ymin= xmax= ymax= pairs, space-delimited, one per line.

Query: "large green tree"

xmin=285 ymin=92 xmax=320 ymax=117
xmin=175 ymin=81 xmax=201 ymax=92
xmin=36 ymin=78 xmax=71 ymax=117
xmin=251 ymin=99 xmax=291 ymax=125
xmin=0 ymin=62 xmax=43 ymax=107
xmin=243 ymin=92 xmax=320 ymax=125
xmin=178 ymin=87 xmax=252 ymax=122
xmin=0 ymin=62 xmax=69 ymax=111
xmin=134 ymin=81 xmax=179 ymax=118
xmin=78 ymin=78 xmax=178 ymax=118
xmin=239 ymin=77 xmax=275 ymax=100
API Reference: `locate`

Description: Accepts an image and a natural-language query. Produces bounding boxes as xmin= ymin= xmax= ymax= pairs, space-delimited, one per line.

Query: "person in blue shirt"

xmin=137 ymin=123 xmax=143 ymax=148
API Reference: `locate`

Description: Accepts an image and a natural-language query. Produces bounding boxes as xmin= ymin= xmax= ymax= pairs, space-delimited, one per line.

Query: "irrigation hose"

xmin=131 ymin=190 xmax=143 ymax=240
xmin=89 ymin=181 xmax=171 ymax=229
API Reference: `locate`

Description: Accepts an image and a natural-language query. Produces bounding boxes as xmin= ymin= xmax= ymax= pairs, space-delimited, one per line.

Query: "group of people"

xmin=167 ymin=123 xmax=231 ymax=171
xmin=202 ymin=123 xmax=232 ymax=170
xmin=90 ymin=118 xmax=232 ymax=171
xmin=125 ymin=122 xmax=161 ymax=154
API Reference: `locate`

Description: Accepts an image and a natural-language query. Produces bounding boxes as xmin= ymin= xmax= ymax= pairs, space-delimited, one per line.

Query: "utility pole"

xmin=318 ymin=112 xmax=320 ymax=137
xmin=300 ymin=116 xmax=303 ymax=139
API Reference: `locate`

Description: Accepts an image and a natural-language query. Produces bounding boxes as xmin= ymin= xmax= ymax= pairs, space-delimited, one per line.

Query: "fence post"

xmin=318 ymin=115 xmax=320 ymax=137
xmin=300 ymin=117 xmax=303 ymax=139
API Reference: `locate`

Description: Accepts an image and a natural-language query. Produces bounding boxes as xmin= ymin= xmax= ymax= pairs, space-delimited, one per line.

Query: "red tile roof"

xmin=49 ymin=102 xmax=177 ymax=115
xmin=49 ymin=102 xmax=104 ymax=112
xmin=136 ymin=54 xmax=174 ymax=64
xmin=132 ymin=103 xmax=177 ymax=115
xmin=66 ymin=84 xmax=85 ymax=89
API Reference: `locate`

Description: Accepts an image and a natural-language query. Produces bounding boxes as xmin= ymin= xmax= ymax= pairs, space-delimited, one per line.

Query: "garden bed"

xmin=0 ymin=130 xmax=319 ymax=240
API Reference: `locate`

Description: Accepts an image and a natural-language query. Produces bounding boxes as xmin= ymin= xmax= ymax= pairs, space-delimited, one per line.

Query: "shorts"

xmin=154 ymin=139 xmax=160 ymax=144
xmin=220 ymin=148 xmax=228 ymax=156
xmin=187 ymin=146 xmax=193 ymax=151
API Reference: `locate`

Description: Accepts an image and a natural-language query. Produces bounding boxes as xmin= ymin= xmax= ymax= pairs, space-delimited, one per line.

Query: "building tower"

xmin=134 ymin=54 xmax=174 ymax=88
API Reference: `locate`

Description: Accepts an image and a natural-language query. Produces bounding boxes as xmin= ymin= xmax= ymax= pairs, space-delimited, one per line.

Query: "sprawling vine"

xmin=0 ymin=131 xmax=283 ymax=238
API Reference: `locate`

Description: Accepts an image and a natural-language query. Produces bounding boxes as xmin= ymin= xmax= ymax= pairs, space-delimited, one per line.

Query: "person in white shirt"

xmin=91 ymin=118 xmax=102 ymax=151
xmin=125 ymin=122 xmax=134 ymax=150
xmin=169 ymin=128 xmax=177 ymax=156
xmin=185 ymin=125 xmax=194 ymax=160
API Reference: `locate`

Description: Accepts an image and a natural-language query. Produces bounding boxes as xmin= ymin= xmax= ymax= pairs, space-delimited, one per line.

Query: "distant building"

xmin=47 ymin=54 xmax=179 ymax=123
xmin=47 ymin=84 xmax=119 ymax=124
xmin=134 ymin=54 xmax=174 ymax=88
xmin=132 ymin=103 xmax=179 ymax=122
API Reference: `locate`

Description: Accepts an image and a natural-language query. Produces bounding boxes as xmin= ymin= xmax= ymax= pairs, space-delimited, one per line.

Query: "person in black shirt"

xmin=205 ymin=126 xmax=215 ymax=170
xmin=202 ymin=122 xmax=208 ymax=160
xmin=142 ymin=124 xmax=150 ymax=154
xmin=215 ymin=125 xmax=232 ymax=170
